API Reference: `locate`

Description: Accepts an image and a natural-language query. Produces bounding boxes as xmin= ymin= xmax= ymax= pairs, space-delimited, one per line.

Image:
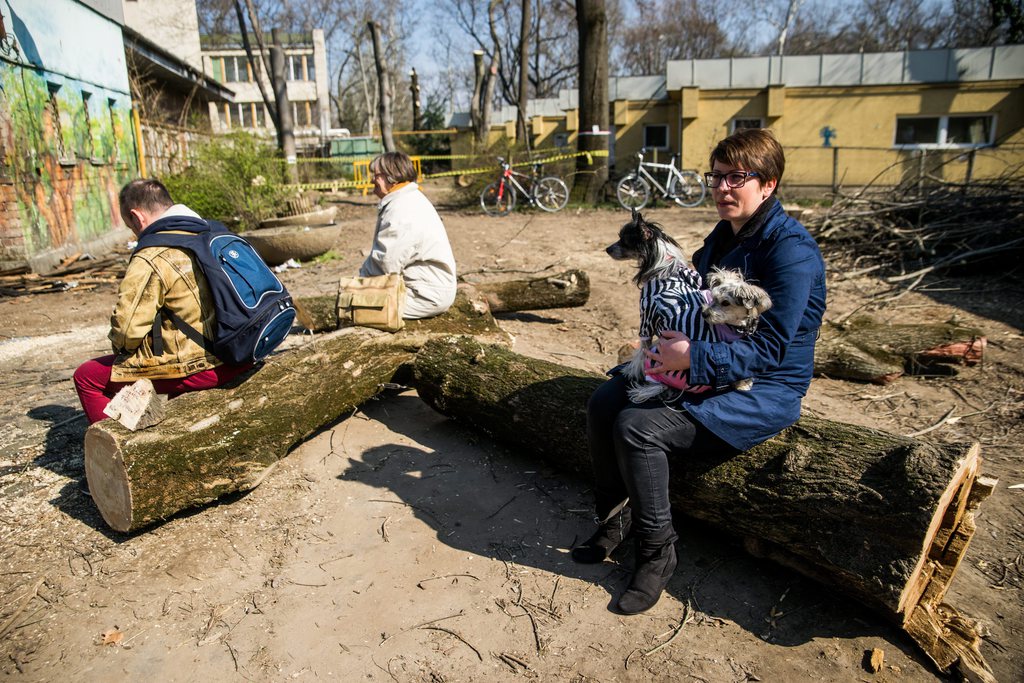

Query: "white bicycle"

xmin=615 ymin=148 xmax=706 ymax=210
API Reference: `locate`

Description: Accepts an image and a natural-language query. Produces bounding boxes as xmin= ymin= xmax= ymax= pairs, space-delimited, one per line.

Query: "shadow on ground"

xmin=338 ymin=391 xmax=923 ymax=662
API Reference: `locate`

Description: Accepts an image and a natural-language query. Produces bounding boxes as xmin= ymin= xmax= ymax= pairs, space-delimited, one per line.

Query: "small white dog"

xmin=606 ymin=210 xmax=773 ymax=403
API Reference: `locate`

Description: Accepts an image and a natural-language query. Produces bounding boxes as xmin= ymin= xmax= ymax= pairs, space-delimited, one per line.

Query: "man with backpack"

xmin=73 ymin=178 xmax=291 ymax=425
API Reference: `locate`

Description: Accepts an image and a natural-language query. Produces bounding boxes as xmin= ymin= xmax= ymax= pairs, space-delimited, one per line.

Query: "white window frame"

xmin=893 ymin=114 xmax=995 ymax=149
xmin=643 ymin=124 xmax=669 ymax=151
xmin=730 ymin=118 xmax=764 ymax=133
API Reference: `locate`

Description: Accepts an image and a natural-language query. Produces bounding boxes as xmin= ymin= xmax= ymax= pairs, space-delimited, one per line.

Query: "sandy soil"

xmin=1 ymin=187 xmax=1022 ymax=682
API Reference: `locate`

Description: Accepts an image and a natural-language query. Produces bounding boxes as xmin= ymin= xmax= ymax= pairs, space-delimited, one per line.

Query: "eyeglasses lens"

xmin=704 ymin=172 xmax=753 ymax=189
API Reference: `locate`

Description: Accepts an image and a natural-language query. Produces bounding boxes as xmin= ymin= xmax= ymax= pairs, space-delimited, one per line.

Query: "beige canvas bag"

xmin=337 ymin=274 xmax=406 ymax=332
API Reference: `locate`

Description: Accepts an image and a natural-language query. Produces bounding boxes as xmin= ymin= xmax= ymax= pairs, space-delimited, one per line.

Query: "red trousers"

xmin=73 ymin=355 xmax=253 ymax=424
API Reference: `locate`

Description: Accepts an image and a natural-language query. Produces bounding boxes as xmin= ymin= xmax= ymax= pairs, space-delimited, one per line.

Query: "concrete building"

xmin=0 ymin=0 xmax=138 ymax=272
xmin=201 ymin=30 xmax=331 ymax=152
xmin=119 ymin=0 xmax=233 ymax=176
xmin=452 ymin=45 xmax=1024 ymax=190
xmin=120 ymin=0 xmax=231 ymax=130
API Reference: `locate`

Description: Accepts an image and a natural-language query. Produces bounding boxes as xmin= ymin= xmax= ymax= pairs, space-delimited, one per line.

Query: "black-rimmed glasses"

xmin=704 ymin=171 xmax=759 ymax=189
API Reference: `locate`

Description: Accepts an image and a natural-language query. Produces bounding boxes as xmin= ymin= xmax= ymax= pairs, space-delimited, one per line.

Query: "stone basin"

xmin=243 ymin=224 xmax=342 ymax=265
xmin=257 ymin=205 xmax=338 ymax=230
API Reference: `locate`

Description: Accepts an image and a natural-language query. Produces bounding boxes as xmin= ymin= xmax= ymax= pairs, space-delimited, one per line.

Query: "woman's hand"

xmin=644 ymin=330 xmax=691 ymax=374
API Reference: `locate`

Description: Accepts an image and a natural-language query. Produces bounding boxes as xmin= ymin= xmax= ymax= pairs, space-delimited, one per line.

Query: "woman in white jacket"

xmin=359 ymin=152 xmax=457 ymax=319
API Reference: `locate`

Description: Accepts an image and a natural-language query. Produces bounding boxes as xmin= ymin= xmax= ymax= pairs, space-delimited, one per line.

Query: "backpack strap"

xmin=149 ymin=307 xmax=216 ymax=358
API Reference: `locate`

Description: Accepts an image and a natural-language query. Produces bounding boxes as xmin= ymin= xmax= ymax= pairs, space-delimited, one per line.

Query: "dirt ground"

xmin=1 ymin=186 xmax=1022 ymax=682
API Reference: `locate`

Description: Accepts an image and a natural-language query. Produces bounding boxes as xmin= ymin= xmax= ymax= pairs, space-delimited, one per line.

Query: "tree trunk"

xmin=516 ymin=0 xmax=531 ymax=145
xmin=480 ymin=1 xmax=502 ymax=145
xmin=411 ymin=336 xmax=995 ymax=683
xmin=574 ymin=0 xmax=610 ymax=204
xmin=294 ymin=272 xmax=590 ymax=333
xmin=470 ymin=50 xmax=486 ymax=144
xmin=270 ymin=29 xmax=296 ymax=181
xmin=469 ymin=269 xmax=590 ymax=313
xmin=368 ymin=21 xmax=395 ymax=152
xmin=815 ymin=316 xmax=986 ymax=384
xmin=84 ymin=329 xmax=410 ymax=533
xmin=410 ymin=67 xmax=421 ymax=132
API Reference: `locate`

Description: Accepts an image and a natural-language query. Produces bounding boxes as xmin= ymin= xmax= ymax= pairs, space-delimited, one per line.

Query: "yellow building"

xmin=452 ymin=45 xmax=1024 ymax=190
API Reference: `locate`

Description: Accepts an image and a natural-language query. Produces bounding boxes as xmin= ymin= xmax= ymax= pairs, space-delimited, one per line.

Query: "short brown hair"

xmin=369 ymin=152 xmax=417 ymax=185
xmin=119 ymin=178 xmax=173 ymax=222
xmin=709 ymin=128 xmax=785 ymax=193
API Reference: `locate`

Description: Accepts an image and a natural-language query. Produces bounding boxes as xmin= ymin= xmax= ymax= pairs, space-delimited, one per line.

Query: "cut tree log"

xmin=466 ymin=268 xmax=590 ymax=313
xmin=411 ymin=336 xmax=996 ymax=683
xmin=815 ymin=316 xmax=986 ymax=384
xmin=84 ymin=328 xmax=411 ymax=533
xmin=83 ymin=296 xmax=510 ymax=534
xmin=294 ymin=269 xmax=590 ymax=333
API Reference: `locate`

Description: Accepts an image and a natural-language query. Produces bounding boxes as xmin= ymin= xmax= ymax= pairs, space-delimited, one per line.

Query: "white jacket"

xmin=359 ymin=183 xmax=457 ymax=319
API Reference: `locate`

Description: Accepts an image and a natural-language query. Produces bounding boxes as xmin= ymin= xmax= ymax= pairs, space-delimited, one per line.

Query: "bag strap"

xmin=150 ymin=307 xmax=216 ymax=357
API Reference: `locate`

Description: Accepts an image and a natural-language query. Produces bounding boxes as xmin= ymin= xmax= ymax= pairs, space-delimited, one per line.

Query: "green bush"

xmin=164 ymin=132 xmax=288 ymax=231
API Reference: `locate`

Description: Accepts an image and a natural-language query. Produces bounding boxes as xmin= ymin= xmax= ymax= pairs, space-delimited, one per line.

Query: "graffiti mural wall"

xmin=0 ymin=0 xmax=138 ymax=272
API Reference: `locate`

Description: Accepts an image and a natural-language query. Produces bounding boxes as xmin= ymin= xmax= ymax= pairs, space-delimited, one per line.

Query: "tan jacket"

xmin=109 ymin=210 xmax=221 ymax=382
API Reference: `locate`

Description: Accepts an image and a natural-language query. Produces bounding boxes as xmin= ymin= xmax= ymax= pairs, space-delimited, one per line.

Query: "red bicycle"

xmin=479 ymin=157 xmax=570 ymax=216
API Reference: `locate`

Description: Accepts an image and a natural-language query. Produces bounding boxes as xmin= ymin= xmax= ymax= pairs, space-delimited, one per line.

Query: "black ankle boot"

xmin=571 ymin=505 xmax=632 ymax=564
xmin=617 ymin=524 xmax=678 ymax=614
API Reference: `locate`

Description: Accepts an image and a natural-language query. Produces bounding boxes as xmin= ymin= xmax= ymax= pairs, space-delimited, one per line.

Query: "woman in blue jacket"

xmin=574 ymin=128 xmax=826 ymax=614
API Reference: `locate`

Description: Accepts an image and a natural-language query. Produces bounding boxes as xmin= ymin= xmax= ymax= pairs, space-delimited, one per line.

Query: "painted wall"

xmin=0 ymin=0 xmax=138 ymax=272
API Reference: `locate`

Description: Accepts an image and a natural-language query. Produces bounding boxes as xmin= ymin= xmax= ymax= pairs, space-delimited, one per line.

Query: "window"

xmin=239 ymin=102 xmax=253 ymax=128
xmin=288 ymin=54 xmax=314 ymax=81
xmin=731 ymin=118 xmax=763 ymax=132
xmin=895 ymin=115 xmax=994 ymax=148
xmin=221 ymin=56 xmax=252 ymax=83
xmin=288 ymin=55 xmax=301 ymax=81
xmin=292 ymin=101 xmax=313 ymax=128
xmin=643 ymin=124 xmax=669 ymax=150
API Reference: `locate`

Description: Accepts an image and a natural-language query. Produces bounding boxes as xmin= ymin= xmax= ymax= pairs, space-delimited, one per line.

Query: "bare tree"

xmin=326 ymin=5 xmax=412 ymax=136
xmin=234 ymin=0 xmax=279 ymax=138
xmin=368 ymin=21 xmax=396 ymax=151
xmin=775 ymin=0 xmax=806 ymax=55
xmin=575 ymin=0 xmax=609 ymax=203
xmin=434 ymin=0 xmax=577 ymax=110
xmin=948 ymin=0 xmax=1024 ymax=45
xmin=613 ymin=0 xmax=734 ymax=75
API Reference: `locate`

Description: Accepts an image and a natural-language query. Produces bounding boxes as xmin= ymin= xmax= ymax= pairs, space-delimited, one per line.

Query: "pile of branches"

xmin=807 ymin=162 xmax=1024 ymax=286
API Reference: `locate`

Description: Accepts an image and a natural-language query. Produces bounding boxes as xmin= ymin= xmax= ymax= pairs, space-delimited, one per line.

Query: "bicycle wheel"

xmin=532 ymin=176 xmax=569 ymax=212
xmin=480 ymin=181 xmax=515 ymax=216
xmin=616 ymin=174 xmax=651 ymax=210
xmin=669 ymin=171 xmax=706 ymax=208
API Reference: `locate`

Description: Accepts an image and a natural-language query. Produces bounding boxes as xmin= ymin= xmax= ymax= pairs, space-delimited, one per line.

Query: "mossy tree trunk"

xmin=411 ymin=336 xmax=995 ymax=683
xmin=294 ymin=271 xmax=590 ymax=333
xmin=84 ymin=300 xmax=509 ymax=534
xmin=85 ymin=328 xmax=412 ymax=533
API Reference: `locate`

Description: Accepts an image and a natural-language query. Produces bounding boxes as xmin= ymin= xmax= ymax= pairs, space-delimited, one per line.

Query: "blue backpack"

xmin=135 ymin=215 xmax=296 ymax=365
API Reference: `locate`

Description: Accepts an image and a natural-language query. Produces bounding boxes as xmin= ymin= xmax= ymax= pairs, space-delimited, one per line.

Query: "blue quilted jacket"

xmin=682 ymin=198 xmax=826 ymax=451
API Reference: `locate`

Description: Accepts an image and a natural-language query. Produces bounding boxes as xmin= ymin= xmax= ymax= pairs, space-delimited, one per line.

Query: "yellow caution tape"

xmin=282 ymin=149 xmax=610 ymax=189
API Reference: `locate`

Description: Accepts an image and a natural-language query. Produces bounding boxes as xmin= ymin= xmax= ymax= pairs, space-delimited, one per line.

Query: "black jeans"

xmin=586 ymin=374 xmax=738 ymax=535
